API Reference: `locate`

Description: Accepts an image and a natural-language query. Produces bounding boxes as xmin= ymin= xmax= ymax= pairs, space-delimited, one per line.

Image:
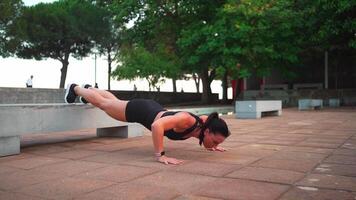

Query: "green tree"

xmin=0 ymin=0 xmax=23 ymax=57
xmin=296 ymin=0 xmax=356 ymax=50
xmin=113 ymin=43 xmax=180 ymax=91
xmin=6 ymin=0 xmax=110 ymax=88
xmin=92 ymin=0 xmax=121 ymax=90
xmin=177 ymin=1 xmax=224 ymax=103
xmin=111 ymin=0 xmax=183 ymax=92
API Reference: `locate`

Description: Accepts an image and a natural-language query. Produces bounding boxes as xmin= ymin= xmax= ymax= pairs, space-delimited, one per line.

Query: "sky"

xmin=0 ymin=0 xmax=231 ymax=99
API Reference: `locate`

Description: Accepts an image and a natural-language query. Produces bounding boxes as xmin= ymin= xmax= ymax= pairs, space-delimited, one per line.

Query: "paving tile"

xmin=167 ymin=150 xmax=212 ymax=161
xmin=84 ymin=141 xmax=151 ymax=152
xmin=0 ymin=153 xmax=36 ymax=164
xmin=226 ymin=166 xmax=305 ymax=184
xmin=0 ymin=169 xmax=63 ymax=190
xmin=16 ymin=177 xmax=115 ymax=200
xmin=174 ymin=161 xmax=241 ymax=177
xmin=228 ymin=145 xmax=279 ymax=157
xmin=270 ymin=134 xmax=308 ymax=140
xmin=2 ymin=155 xmax=68 ymax=170
xmin=287 ymin=129 xmax=317 ymax=134
xmin=243 ymin=143 xmax=286 ymax=151
xmin=81 ymin=151 xmax=146 ymax=165
xmin=47 ymin=149 xmax=105 ymax=159
xmin=75 ymin=182 xmax=178 ymax=200
xmin=58 ymin=139 xmax=106 ymax=148
xmin=201 ymin=153 xmax=261 ymax=165
xmin=0 ymin=190 xmax=45 ymax=200
xmin=304 ymin=138 xmax=346 ymax=144
xmin=173 ymin=195 xmax=222 ymax=200
xmin=296 ymin=141 xmax=341 ymax=149
xmin=22 ymin=144 xmax=72 ymax=155
xmin=74 ymin=164 xmax=159 ymax=183
xmin=324 ymin=155 xmax=356 ymax=165
xmin=333 ymin=148 xmax=356 ymax=156
xmin=279 ymin=186 xmax=356 ymax=200
xmin=313 ymin=163 xmax=356 ymax=177
xmin=284 ymin=146 xmax=334 ymax=154
xmin=251 ymin=159 xmax=319 ymax=172
xmin=214 ymin=141 xmax=247 ymax=148
xmin=297 ymin=174 xmax=356 ymax=191
xmin=28 ymin=160 xmax=108 ymax=177
xmin=0 ymin=165 xmax=24 ymax=175
xmin=257 ymin=139 xmax=299 ymax=146
xmin=342 ymin=140 xmax=356 ymax=149
xmin=130 ymin=171 xmax=216 ymax=194
xmin=193 ymin=178 xmax=290 ymax=200
xmin=268 ymin=151 xmax=327 ymax=162
xmin=123 ymin=157 xmax=179 ymax=169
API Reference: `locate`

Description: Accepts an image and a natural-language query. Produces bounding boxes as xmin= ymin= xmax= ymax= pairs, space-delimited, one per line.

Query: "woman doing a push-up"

xmin=65 ymin=83 xmax=230 ymax=165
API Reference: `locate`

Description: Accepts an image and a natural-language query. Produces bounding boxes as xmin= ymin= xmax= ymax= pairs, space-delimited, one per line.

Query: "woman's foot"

xmin=64 ymin=83 xmax=78 ymax=104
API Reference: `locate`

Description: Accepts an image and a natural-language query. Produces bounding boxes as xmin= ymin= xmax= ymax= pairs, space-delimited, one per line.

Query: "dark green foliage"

xmin=0 ymin=0 xmax=23 ymax=57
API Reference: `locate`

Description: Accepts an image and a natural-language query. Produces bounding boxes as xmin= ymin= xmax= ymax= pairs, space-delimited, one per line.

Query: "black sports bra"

xmin=161 ymin=111 xmax=202 ymax=140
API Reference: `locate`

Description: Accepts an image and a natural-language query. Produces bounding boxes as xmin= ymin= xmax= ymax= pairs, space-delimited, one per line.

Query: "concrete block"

xmin=262 ymin=84 xmax=288 ymax=90
xmin=235 ymin=100 xmax=282 ymax=119
xmin=293 ymin=83 xmax=323 ymax=90
xmin=0 ymin=136 xmax=20 ymax=157
xmin=329 ymin=98 xmax=340 ymax=107
xmin=97 ymin=123 xmax=143 ymax=138
xmin=298 ymin=99 xmax=323 ymax=110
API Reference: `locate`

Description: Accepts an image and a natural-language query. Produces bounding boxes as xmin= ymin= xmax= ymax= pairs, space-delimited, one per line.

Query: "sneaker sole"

xmin=79 ymin=84 xmax=90 ymax=104
xmin=64 ymin=83 xmax=73 ymax=104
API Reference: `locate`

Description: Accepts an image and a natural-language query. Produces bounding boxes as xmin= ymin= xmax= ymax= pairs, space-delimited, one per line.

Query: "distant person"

xmin=26 ymin=75 xmax=33 ymax=88
xmin=95 ymin=83 xmax=99 ymax=88
xmin=64 ymin=83 xmax=230 ymax=165
xmin=133 ymin=84 xmax=137 ymax=91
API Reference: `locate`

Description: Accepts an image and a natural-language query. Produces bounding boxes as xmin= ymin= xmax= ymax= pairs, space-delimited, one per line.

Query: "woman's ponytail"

xmin=199 ymin=112 xmax=220 ymax=145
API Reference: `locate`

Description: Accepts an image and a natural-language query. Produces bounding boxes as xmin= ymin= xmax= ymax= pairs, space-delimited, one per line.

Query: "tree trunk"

xmin=59 ymin=53 xmax=70 ymax=88
xmin=172 ymin=78 xmax=177 ymax=92
xmin=193 ymin=73 xmax=200 ymax=93
xmin=107 ymin=50 xmax=112 ymax=90
xmin=222 ymin=70 xmax=228 ymax=103
xmin=200 ymin=69 xmax=211 ymax=104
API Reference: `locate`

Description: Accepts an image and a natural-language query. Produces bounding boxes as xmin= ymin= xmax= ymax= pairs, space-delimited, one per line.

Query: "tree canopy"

xmin=1 ymin=0 xmax=354 ymax=99
xmin=4 ymin=0 xmax=111 ymax=88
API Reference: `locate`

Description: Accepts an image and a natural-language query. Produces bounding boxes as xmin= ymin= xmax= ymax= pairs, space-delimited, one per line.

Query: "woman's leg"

xmin=88 ymin=87 xmax=117 ymax=100
xmin=74 ymin=86 xmax=128 ymax=121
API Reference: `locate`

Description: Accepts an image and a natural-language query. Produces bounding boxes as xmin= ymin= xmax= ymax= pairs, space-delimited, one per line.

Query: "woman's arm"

xmin=151 ymin=112 xmax=194 ymax=165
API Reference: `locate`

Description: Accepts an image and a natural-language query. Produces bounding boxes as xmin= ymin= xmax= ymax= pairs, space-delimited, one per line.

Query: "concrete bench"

xmin=298 ymin=99 xmax=323 ymax=110
xmin=171 ymin=105 xmax=234 ymax=115
xmin=293 ymin=83 xmax=323 ymax=90
xmin=261 ymin=84 xmax=288 ymax=90
xmin=0 ymin=104 xmax=144 ymax=157
xmin=328 ymin=98 xmax=340 ymax=107
xmin=235 ymin=100 xmax=282 ymax=119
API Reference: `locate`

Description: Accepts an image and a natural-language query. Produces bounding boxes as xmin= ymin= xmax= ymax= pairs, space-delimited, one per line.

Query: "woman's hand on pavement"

xmin=206 ymin=146 xmax=227 ymax=152
xmin=157 ymin=155 xmax=184 ymax=165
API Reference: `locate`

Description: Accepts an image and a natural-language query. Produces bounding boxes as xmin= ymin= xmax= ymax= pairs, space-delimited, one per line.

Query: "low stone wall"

xmin=0 ymin=87 xmax=218 ymax=106
xmin=240 ymin=89 xmax=356 ymax=107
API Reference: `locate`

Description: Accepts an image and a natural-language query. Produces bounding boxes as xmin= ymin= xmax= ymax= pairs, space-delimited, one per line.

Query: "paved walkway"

xmin=1 ymin=108 xmax=356 ymax=200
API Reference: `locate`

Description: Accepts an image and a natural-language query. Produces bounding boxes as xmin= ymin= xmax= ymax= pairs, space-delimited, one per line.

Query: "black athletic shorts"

xmin=125 ymin=99 xmax=166 ymax=130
